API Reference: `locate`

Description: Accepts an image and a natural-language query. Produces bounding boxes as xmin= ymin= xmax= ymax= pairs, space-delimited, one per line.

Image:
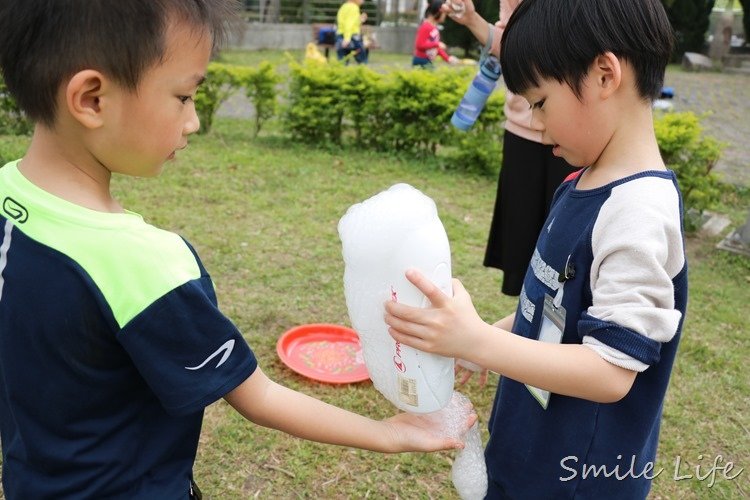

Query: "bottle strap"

xmin=480 ymin=22 xmax=502 ymax=62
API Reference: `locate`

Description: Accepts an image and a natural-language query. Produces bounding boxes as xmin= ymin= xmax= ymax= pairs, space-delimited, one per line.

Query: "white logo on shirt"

xmin=0 ymin=220 xmax=13 ymax=302
xmin=185 ymin=339 xmax=235 ymax=370
xmin=547 ymin=217 xmax=555 ymax=232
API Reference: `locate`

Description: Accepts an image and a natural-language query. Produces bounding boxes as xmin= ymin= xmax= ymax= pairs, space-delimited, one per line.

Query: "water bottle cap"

xmin=480 ymin=55 xmax=502 ymax=80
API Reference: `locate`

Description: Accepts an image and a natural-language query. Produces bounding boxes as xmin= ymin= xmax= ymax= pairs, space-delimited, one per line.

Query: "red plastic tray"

xmin=277 ymin=324 xmax=370 ymax=384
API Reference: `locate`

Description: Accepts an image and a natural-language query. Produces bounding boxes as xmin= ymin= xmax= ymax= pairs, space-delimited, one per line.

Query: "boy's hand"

xmin=382 ymin=396 xmax=478 ymax=452
xmin=384 ymin=269 xmax=486 ymax=361
xmin=455 ymin=359 xmax=489 ymax=387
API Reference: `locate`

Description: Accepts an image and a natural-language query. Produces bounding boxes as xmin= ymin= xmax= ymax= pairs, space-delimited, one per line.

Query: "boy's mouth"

xmin=169 ymin=145 xmax=188 ymax=160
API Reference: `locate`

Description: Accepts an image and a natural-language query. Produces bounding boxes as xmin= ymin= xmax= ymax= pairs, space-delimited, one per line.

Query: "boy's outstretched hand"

xmin=383 ymin=406 xmax=478 ymax=452
xmin=384 ymin=269 xmax=488 ymax=362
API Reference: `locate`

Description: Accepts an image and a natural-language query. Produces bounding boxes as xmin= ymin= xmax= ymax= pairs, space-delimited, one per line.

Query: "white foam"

xmin=338 ymin=184 xmax=487 ymax=498
xmin=338 ymin=183 xmax=454 ymax=414
xmin=421 ymin=392 xmax=488 ymax=500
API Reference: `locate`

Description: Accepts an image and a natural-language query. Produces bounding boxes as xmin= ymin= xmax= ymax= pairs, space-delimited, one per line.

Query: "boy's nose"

xmin=529 ymin=112 xmax=545 ymax=132
xmin=184 ymin=106 xmax=200 ymax=135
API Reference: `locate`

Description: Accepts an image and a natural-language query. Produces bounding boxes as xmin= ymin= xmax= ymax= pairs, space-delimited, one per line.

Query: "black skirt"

xmin=484 ymin=130 xmax=577 ymax=296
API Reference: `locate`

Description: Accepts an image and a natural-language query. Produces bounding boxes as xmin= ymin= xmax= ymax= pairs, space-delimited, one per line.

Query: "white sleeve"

xmin=582 ymin=176 xmax=685 ymax=372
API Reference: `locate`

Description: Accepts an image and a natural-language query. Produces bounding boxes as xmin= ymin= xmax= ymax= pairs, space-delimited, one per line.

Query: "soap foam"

xmin=338 ymin=183 xmax=454 ymax=414
xmin=338 ymin=184 xmax=487 ymax=499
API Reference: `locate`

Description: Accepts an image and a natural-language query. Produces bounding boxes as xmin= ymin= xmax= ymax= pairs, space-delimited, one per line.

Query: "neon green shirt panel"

xmin=1 ymin=160 xmax=201 ymax=328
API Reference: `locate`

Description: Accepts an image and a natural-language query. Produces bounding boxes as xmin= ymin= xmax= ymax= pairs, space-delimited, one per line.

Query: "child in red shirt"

xmin=413 ymin=0 xmax=459 ymax=68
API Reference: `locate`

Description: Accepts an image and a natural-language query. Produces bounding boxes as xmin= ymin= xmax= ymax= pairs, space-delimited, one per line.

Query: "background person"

xmin=413 ymin=0 xmax=460 ymax=68
xmin=450 ymin=0 xmax=577 ymax=296
xmin=336 ymin=0 xmax=369 ymax=64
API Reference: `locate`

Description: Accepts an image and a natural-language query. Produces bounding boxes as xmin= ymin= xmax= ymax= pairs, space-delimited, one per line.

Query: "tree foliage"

xmin=738 ymin=0 xmax=749 ymax=43
xmin=663 ymin=0 xmax=716 ymax=60
xmin=441 ymin=0 xmax=500 ymax=58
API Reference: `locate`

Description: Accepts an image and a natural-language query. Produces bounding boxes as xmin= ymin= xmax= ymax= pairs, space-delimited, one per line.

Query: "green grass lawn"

xmin=112 ymin=117 xmax=745 ymax=499
xmin=0 ymin=61 xmax=748 ymax=498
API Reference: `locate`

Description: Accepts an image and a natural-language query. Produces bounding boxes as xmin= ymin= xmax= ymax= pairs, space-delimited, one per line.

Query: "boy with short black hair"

xmin=0 ymin=1 xmax=472 ymax=497
xmin=385 ymin=0 xmax=687 ymax=497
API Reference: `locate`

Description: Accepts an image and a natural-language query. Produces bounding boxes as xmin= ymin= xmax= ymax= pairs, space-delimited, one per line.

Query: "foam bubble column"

xmin=338 ymin=184 xmax=487 ymax=498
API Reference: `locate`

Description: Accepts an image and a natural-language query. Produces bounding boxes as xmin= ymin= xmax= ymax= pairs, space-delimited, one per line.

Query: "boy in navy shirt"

xmin=0 ymin=1 xmax=473 ymax=497
xmin=385 ymin=0 xmax=686 ymax=497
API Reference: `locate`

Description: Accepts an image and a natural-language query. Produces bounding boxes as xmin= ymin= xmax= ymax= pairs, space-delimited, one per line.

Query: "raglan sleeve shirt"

xmin=579 ymin=177 xmax=685 ymax=371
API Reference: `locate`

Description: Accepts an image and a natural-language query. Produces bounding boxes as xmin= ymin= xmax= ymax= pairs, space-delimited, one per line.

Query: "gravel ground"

xmin=663 ymin=69 xmax=749 ymax=187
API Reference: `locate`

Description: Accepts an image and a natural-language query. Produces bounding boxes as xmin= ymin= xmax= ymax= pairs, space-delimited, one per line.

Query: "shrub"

xmin=336 ymin=65 xmax=390 ymax=149
xmin=445 ymin=90 xmax=505 ymax=177
xmin=284 ymin=60 xmax=353 ymax=145
xmin=0 ymin=135 xmax=30 ymax=165
xmin=283 ymin=61 xmax=505 ymax=169
xmin=233 ymin=61 xmax=281 ymax=137
xmin=654 ymin=111 xmax=724 ymax=229
xmin=195 ymin=62 xmax=279 ymax=135
xmin=194 ymin=63 xmax=236 ymax=134
xmin=0 ymin=79 xmax=32 ymax=136
xmin=369 ymin=67 xmax=470 ymax=154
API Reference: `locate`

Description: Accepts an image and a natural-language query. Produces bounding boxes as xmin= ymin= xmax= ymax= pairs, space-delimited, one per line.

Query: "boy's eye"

xmin=178 ymin=95 xmax=193 ymax=104
xmin=531 ymin=99 xmax=546 ymax=110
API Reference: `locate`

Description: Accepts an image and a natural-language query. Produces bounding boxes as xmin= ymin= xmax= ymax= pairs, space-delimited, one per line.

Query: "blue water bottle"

xmin=451 ymin=54 xmax=502 ymax=131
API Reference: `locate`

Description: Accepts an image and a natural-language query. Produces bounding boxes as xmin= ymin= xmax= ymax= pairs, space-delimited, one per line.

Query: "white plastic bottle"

xmin=338 ymin=184 xmax=454 ymax=413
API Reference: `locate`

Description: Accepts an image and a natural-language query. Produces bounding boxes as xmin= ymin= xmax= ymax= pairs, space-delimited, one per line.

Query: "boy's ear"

xmin=592 ymin=52 xmax=622 ymax=99
xmin=65 ymin=70 xmax=110 ymax=129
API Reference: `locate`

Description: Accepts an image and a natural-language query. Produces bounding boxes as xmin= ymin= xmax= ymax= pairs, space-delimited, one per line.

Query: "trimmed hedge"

xmin=654 ymin=111 xmax=723 ymax=228
xmin=195 ymin=62 xmax=280 ymax=135
xmin=283 ymin=60 xmax=505 ymax=175
xmin=0 ymin=60 xmax=725 ymax=219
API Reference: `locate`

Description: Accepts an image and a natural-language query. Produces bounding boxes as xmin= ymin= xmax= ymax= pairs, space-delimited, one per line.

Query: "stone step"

xmin=724 ymin=65 xmax=750 ymax=75
xmin=721 ymin=53 xmax=750 ymax=74
xmin=723 ymin=53 xmax=750 ymax=67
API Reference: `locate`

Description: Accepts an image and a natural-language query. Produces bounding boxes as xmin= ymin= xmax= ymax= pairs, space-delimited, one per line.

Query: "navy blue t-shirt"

xmin=485 ymin=171 xmax=688 ymax=499
xmin=0 ymin=161 xmax=257 ymax=498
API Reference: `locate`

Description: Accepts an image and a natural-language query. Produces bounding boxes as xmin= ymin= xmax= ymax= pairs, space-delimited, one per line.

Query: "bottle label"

xmin=398 ymin=374 xmax=419 ymax=406
xmin=472 ymin=78 xmax=496 ymax=94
